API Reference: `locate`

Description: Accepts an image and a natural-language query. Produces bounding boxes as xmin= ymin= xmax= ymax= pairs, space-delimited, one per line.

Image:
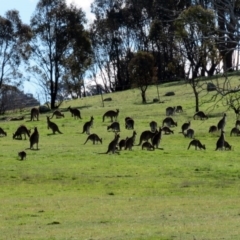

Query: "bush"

xmin=165 ymin=91 xmax=175 ymax=96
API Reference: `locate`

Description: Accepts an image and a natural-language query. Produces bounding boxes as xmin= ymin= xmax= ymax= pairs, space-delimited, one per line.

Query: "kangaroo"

xmin=224 ymin=141 xmax=232 ymax=150
xmin=235 ymin=120 xmax=240 ymax=128
xmin=47 ymin=116 xmax=62 ymax=134
xmin=107 ymin=121 xmax=120 ymax=132
xmin=230 ymin=127 xmax=240 ymax=136
xmin=84 ymin=133 xmax=102 ymax=144
xmin=29 ymin=127 xmax=39 ymax=150
xmin=68 ymin=106 xmax=82 ymax=119
xmin=137 ymin=130 xmax=157 ymax=146
xmin=162 ymin=126 xmax=174 ymax=135
xmin=0 ymin=127 xmax=7 ymax=136
xmin=119 ymin=137 xmax=128 ymax=150
xmin=215 ymin=130 xmax=225 ymax=151
xmin=188 ymin=139 xmax=206 ymax=150
xmin=82 ymin=116 xmax=94 ymax=135
xmin=166 ymin=106 xmax=176 ymax=116
xmin=217 ymin=113 xmax=227 ymax=131
xmin=18 ymin=151 xmax=27 ymax=160
xmin=182 ymin=128 xmax=194 ymax=138
xmin=30 ymin=107 xmax=39 ymax=121
xmin=149 ymin=121 xmax=158 ymax=132
xmin=151 ymin=127 xmax=162 ymax=149
xmin=13 ymin=125 xmax=30 ymax=140
xmin=181 ymin=121 xmax=191 ymax=133
xmin=162 ymin=117 xmax=177 ymax=128
xmin=142 ymin=141 xmax=155 ymax=151
xmin=193 ymin=111 xmax=208 ymax=120
xmin=103 ymin=109 xmax=119 ymax=122
xmin=50 ymin=110 xmax=65 ymax=119
xmin=104 ymin=133 xmax=120 ymax=154
xmin=208 ymin=125 xmax=218 ymax=133
xmin=125 ymin=131 xmax=137 ymax=150
xmin=176 ymin=105 xmax=183 ymax=113
xmin=125 ymin=117 xmax=134 ymax=130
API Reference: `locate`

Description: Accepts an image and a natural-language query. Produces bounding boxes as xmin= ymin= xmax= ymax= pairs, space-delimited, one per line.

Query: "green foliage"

xmin=1 ymin=76 xmax=240 ymax=239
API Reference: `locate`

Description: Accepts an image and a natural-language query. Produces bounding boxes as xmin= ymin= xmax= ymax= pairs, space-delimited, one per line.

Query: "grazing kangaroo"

xmin=162 ymin=126 xmax=174 ymax=134
xmin=137 ymin=130 xmax=157 ymax=146
xmin=30 ymin=107 xmax=39 ymax=121
xmin=166 ymin=106 xmax=176 ymax=116
xmin=217 ymin=113 xmax=227 ymax=131
xmin=84 ymin=133 xmax=102 ymax=144
xmin=50 ymin=110 xmax=64 ymax=119
xmin=181 ymin=121 xmax=191 ymax=133
xmin=215 ymin=130 xmax=225 ymax=150
xmin=103 ymin=133 xmax=120 ymax=154
xmin=176 ymin=105 xmax=183 ymax=113
xmin=208 ymin=125 xmax=218 ymax=133
xmin=188 ymin=139 xmax=206 ymax=150
xmin=235 ymin=120 xmax=240 ymax=128
xmin=151 ymin=127 xmax=162 ymax=149
xmin=103 ymin=109 xmax=119 ymax=122
xmin=182 ymin=128 xmax=194 ymax=138
xmin=29 ymin=127 xmax=39 ymax=150
xmin=107 ymin=121 xmax=120 ymax=132
xmin=125 ymin=117 xmax=134 ymax=130
xmin=0 ymin=127 xmax=7 ymax=136
xmin=47 ymin=116 xmax=62 ymax=134
xmin=230 ymin=127 xmax=240 ymax=136
xmin=68 ymin=106 xmax=82 ymax=119
xmin=162 ymin=117 xmax=177 ymax=128
xmin=125 ymin=131 xmax=137 ymax=150
xmin=82 ymin=116 xmax=94 ymax=135
xmin=18 ymin=151 xmax=27 ymax=160
xmin=119 ymin=137 xmax=128 ymax=150
xmin=142 ymin=141 xmax=155 ymax=151
xmin=149 ymin=121 xmax=158 ymax=132
xmin=13 ymin=125 xmax=30 ymax=140
xmin=193 ymin=111 xmax=208 ymax=120
xmin=224 ymin=141 xmax=232 ymax=150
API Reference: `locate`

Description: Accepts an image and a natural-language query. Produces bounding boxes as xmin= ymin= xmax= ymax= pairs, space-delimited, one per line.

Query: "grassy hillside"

xmin=1 ymin=78 xmax=240 ymax=240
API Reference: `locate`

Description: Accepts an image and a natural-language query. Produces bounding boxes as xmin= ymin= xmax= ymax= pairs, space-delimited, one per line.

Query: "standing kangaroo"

xmin=50 ymin=110 xmax=64 ymax=119
xmin=137 ymin=130 xmax=157 ymax=146
xmin=84 ymin=133 xmax=102 ymax=144
xmin=102 ymin=109 xmax=119 ymax=122
xmin=29 ymin=127 xmax=39 ymax=150
xmin=82 ymin=116 xmax=94 ymax=135
xmin=166 ymin=106 xmax=175 ymax=116
xmin=30 ymin=107 xmax=39 ymax=121
xmin=162 ymin=117 xmax=177 ymax=127
xmin=215 ymin=130 xmax=225 ymax=150
xmin=151 ymin=127 xmax=162 ymax=149
xmin=193 ymin=111 xmax=208 ymax=120
xmin=188 ymin=139 xmax=206 ymax=150
xmin=68 ymin=106 xmax=82 ymax=119
xmin=119 ymin=137 xmax=129 ymax=150
xmin=13 ymin=125 xmax=30 ymax=140
xmin=181 ymin=121 xmax=191 ymax=133
xmin=125 ymin=130 xmax=137 ymax=150
xmin=47 ymin=116 xmax=62 ymax=134
xmin=103 ymin=133 xmax=120 ymax=154
xmin=149 ymin=121 xmax=158 ymax=132
xmin=217 ymin=113 xmax=227 ymax=131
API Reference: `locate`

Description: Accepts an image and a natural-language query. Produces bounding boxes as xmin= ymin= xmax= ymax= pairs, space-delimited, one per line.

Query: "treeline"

xmin=0 ymin=0 xmax=240 ymax=109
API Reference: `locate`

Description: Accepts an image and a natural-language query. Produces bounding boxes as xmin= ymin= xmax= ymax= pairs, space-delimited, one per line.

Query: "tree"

xmin=0 ymin=10 xmax=32 ymax=89
xmin=30 ymin=0 xmax=89 ymax=109
xmin=128 ymin=51 xmax=154 ymax=103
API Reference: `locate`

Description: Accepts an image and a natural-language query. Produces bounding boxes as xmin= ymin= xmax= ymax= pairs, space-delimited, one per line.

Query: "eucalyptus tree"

xmin=0 ymin=10 xmax=32 ymax=89
xmin=30 ymin=0 xmax=89 ymax=109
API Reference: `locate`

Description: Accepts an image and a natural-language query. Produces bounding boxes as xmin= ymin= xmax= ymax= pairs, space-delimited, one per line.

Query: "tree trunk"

xmin=50 ymin=91 xmax=57 ymax=109
xmin=141 ymin=90 xmax=147 ymax=104
xmin=193 ymin=84 xmax=199 ymax=112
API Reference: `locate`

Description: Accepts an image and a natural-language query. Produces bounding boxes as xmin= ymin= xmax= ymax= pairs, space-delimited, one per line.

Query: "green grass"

xmin=1 ymin=78 xmax=240 ymax=240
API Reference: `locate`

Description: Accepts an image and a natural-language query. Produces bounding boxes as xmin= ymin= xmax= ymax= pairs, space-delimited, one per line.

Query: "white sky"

xmin=0 ymin=0 xmax=94 ymax=98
